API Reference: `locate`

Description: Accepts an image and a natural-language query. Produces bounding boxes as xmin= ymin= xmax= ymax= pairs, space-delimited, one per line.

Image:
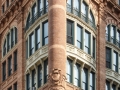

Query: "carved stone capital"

xmin=48 ymin=69 xmax=66 ymax=90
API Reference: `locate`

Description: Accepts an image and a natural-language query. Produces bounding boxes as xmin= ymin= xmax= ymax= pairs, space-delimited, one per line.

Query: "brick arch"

xmin=105 ymin=17 xmax=118 ymax=26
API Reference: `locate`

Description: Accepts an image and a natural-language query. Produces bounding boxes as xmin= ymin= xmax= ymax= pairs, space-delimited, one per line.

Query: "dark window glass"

xmin=26 ymin=40 xmax=28 ymax=59
xmin=112 ymin=85 xmax=116 ymax=90
xmin=32 ymin=69 xmax=36 ymax=89
xmin=15 ymin=27 xmax=17 ymax=44
xmin=26 ymin=74 xmax=30 ymax=90
xmin=38 ymin=65 xmax=42 ymax=87
xmin=2 ymin=61 xmax=6 ymax=81
xmin=77 ymin=25 xmax=82 ymax=49
xmin=82 ymin=68 xmax=88 ymax=90
xmin=113 ymin=51 xmax=118 ymax=72
xmin=26 ymin=13 xmax=30 ymax=30
xmin=43 ymin=21 xmax=48 ymax=45
xmin=3 ymin=40 xmax=7 ymax=56
xmin=44 ymin=59 xmax=48 ymax=83
xmin=6 ymin=0 xmax=9 ymax=7
xmin=2 ymin=5 xmax=5 ymax=13
xmin=14 ymin=82 xmax=17 ymax=90
xmin=90 ymin=72 xmax=95 ymax=90
xmin=67 ymin=20 xmax=74 ymax=44
xmin=11 ymin=29 xmax=14 ymax=47
xmin=14 ymin=51 xmax=17 ymax=71
xmin=93 ymin=37 xmax=95 ymax=58
xmin=7 ymin=33 xmax=10 ymax=52
xmin=35 ymin=27 xmax=40 ymax=50
xmin=8 ymin=86 xmax=12 ymax=90
xmin=106 ymin=81 xmax=110 ymax=90
xmin=85 ymin=31 xmax=90 ymax=54
xmin=106 ymin=47 xmax=111 ymax=68
xmin=66 ymin=59 xmax=72 ymax=83
xmin=8 ymin=56 xmax=12 ymax=76
xmin=29 ymin=33 xmax=34 ymax=56
xmin=74 ymin=63 xmax=80 ymax=87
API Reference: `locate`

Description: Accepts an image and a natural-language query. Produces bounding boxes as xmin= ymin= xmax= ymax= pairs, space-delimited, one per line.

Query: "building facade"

xmin=0 ymin=0 xmax=120 ymax=90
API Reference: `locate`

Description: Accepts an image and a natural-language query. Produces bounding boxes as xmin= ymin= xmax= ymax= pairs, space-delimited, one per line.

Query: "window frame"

xmin=42 ymin=20 xmax=48 ymax=46
xmin=67 ymin=19 xmax=74 ymax=45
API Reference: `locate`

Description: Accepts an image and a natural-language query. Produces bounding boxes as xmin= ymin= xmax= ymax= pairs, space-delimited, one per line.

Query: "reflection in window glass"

xmin=85 ymin=31 xmax=90 ymax=54
xmin=43 ymin=21 xmax=48 ymax=45
xmin=77 ymin=25 xmax=82 ymax=49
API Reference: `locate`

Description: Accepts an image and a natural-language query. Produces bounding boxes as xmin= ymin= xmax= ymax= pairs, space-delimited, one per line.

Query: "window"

xmin=38 ymin=0 xmax=43 ymax=10
xmin=112 ymin=85 xmax=116 ymax=90
xmin=6 ymin=0 xmax=9 ymax=7
xmin=119 ymin=0 xmax=120 ymax=5
xmin=14 ymin=82 xmax=17 ymax=90
xmin=11 ymin=29 xmax=14 ymax=47
xmin=32 ymin=4 xmax=37 ymax=18
xmin=77 ymin=25 xmax=82 ymax=49
xmin=3 ymin=40 xmax=7 ymax=56
xmin=73 ymin=0 xmax=79 ymax=15
xmin=106 ymin=81 xmax=110 ymax=90
xmin=43 ymin=21 xmax=48 ymax=45
xmin=106 ymin=25 xmax=110 ymax=41
xmin=92 ymin=37 xmax=95 ymax=58
xmin=74 ymin=63 xmax=80 ymax=87
xmin=111 ymin=25 xmax=115 ymax=44
xmin=113 ymin=51 xmax=118 ymax=72
xmin=66 ymin=59 xmax=72 ymax=83
xmin=89 ymin=11 xmax=95 ymax=28
xmin=44 ymin=59 xmax=48 ymax=83
xmin=26 ymin=74 xmax=30 ymax=90
xmin=90 ymin=72 xmax=95 ymax=90
xmin=15 ymin=27 xmax=17 ymax=44
xmin=67 ymin=20 xmax=74 ymax=44
xmin=32 ymin=69 xmax=36 ymax=88
xmin=8 ymin=56 xmax=12 ymax=76
xmin=106 ymin=47 xmax=111 ymax=68
xmin=14 ymin=51 xmax=17 ymax=71
xmin=26 ymin=40 xmax=28 ymax=59
xmin=35 ymin=27 xmax=40 ymax=50
xmin=2 ymin=5 xmax=5 ymax=13
xmin=85 ymin=31 xmax=90 ymax=54
xmin=117 ymin=30 xmax=120 ymax=47
xmin=38 ymin=65 xmax=42 ymax=87
xmin=8 ymin=86 xmax=12 ymax=90
xmin=81 ymin=2 xmax=88 ymax=22
xmin=82 ymin=68 xmax=88 ymax=90
xmin=7 ymin=33 xmax=11 ymax=52
xmin=29 ymin=33 xmax=34 ymax=56
xmin=26 ymin=13 xmax=30 ymax=30
xmin=2 ymin=61 xmax=6 ymax=81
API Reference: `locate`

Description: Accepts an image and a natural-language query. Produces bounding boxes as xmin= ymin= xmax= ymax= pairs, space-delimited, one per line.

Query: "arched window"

xmin=26 ymin=13 xmax=30 ymax=30
xmin=3 ymin=27 xmax=18 ymax=56
xmin=89 ymin=10 xmax=95 ymax=28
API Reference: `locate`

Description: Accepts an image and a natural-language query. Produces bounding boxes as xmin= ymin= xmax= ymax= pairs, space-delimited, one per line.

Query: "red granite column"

xmin=48 ymin=0 xmax=66 ymax=89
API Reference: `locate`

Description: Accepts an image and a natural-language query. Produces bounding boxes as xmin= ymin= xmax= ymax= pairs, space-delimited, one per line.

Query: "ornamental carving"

xmin=48 ymin=69 xmax=66 ymax=90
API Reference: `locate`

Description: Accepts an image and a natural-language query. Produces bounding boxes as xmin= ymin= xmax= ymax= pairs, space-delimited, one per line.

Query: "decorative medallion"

xmin=48 ymin=69 xmax=66 ymax=90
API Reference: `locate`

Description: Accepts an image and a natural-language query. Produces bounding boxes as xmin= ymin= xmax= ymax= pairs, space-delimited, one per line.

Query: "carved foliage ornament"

xmin=48 ymin=69 xmax=66 ymax=90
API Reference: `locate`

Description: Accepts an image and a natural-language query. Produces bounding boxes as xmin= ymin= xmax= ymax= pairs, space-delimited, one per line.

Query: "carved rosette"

xmin=48 ymin=69 xmax=66 ymax=90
